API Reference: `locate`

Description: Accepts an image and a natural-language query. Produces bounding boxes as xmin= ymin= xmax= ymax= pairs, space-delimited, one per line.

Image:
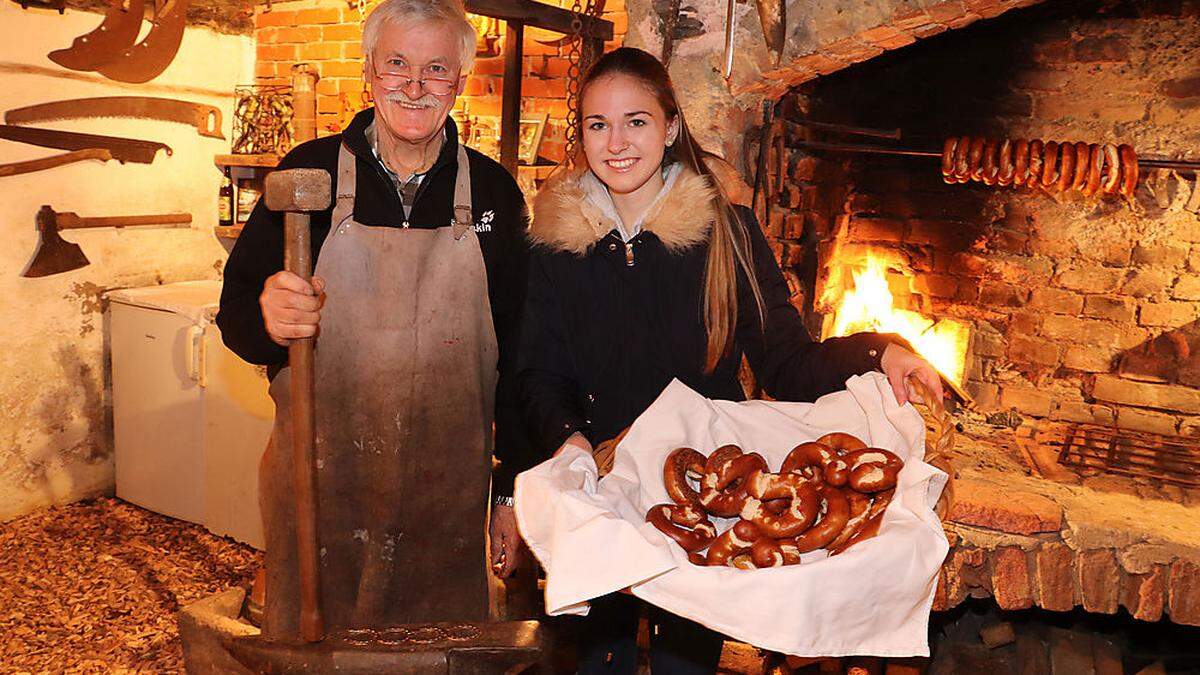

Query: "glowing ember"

xmin=828 ymin=256 xmax=970 ymax=385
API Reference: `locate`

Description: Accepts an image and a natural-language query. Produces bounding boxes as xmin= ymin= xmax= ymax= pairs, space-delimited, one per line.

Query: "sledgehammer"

xmin=265 ymin=168 xmax=330 ymax=642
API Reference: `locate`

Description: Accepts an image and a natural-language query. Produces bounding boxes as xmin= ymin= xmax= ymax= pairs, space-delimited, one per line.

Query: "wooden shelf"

xmin=214 ymin=154 xmax=279 ymax=169
xmin=214 ymin=225 xmax=244 ymax=239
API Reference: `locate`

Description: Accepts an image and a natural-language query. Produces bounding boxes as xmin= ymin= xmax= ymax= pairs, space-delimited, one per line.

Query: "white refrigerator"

xmin=107 ymin=280 xmax=272 ymax=549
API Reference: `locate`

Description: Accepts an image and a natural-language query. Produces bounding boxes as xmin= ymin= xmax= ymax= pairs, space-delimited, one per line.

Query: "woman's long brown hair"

xmin=573 ymin=47 xmax=766 ymax=373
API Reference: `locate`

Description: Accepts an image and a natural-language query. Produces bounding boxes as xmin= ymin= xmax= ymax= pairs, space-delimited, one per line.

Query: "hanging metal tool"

xmin=6 ymin=97 xmax=224 ymax=139
xmin=0 ymin=125 xmax=171 ymax=163
xmin=23 ymin=205 xmax=192 ymax=277
xmin=94 ymin=0 xmax=190 ymax=83
xmin=11 ymin=0 xmax=66 ymax=11
xmin=722 ymin=0 xmax=737 ymax=79
xmin=658 ymin=0 xmax=683 ymax=65
xmin=0 ymin=148 xmax=114 ymax=178
xmin=48 ymin=0 xmax=146 ymax=71
xmin=753 ymin=0 xmax=784 ymax=66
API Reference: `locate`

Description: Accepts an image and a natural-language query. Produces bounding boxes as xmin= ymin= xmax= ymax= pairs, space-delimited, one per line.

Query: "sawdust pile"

xmin=0 ymin=497 xmax=261 ymax=672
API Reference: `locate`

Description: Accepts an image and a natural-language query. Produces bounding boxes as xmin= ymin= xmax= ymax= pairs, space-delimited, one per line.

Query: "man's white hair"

xmin=362 ymin=0 xmax=476 ymax=73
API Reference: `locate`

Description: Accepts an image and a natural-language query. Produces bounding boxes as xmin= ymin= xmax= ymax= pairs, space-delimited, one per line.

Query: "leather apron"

xmin=261 ymin=140 xmax=498 ymax=638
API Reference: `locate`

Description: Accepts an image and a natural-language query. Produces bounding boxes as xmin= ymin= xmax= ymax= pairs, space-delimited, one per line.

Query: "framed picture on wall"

xmin=467 ymin=115 xmax=500 ymax=160
xmin=518 ymin=113 xmax=548 ymax=165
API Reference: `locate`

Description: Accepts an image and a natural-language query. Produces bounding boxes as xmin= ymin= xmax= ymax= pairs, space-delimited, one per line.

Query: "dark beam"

xmin=465 ymin=0 xmax=612 ymax=41
xmin=500 ymin=21 xmax=523 ymax=173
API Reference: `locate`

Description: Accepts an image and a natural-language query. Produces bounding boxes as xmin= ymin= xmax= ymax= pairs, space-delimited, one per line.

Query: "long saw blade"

xmin=0 ymin=125 xmax=170 ymax=164
xmin=6 ymin=97 xmax=224 ymax=139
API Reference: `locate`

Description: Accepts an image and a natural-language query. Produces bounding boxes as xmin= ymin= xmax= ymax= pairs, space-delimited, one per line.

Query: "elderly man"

xmin=217 ymin=0 xmax=532 ymax=636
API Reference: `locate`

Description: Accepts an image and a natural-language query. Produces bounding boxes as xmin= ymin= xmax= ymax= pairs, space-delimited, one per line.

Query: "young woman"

xmin=516 ymin=47 xmax=943 ymax=674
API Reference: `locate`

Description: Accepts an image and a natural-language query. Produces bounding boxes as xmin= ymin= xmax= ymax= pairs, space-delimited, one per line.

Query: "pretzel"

xmin=953 ymin=135 xmax=972 ymax=183
xmin=1056 ymin=141 xmax=1076 ymax=194
xmin=793 ymin=484 xmax=851 ymax=553
xmin=1041 ymin=140 xmax=1060 ymax=188
xmin=996 ymin=139 xmax=1014 ymax=187
xmin=750 ymin=538 xmax=788 ymax=568
xmin=705 ymin=519 xmax=762 ymax=566
xmin=663 ymin=447 xmax=706 ymax=510
xmin=1011 ymin=138 xmax=1029 ymax=187
xmin=741 ymin=470 xmax=821 ymax=538
xmin=699 ymin=447 xmax=767 ymax=517
xmin=1101 ymin=144 xmax=1121 ymax=194
xmin=780 ymin=441 xmax=849 ymax=486
xmin=968 ymin=136 xmax=987 ymax=182
xmin=1026 ymin=139 xmax=1044 ymax=188
xmin=1071 ymin=141 xmax=1090 ymax=192
xmin=981 ymin=138 xmax=1000 ymax=186
xmin=842 ymin=448 xmax=905 ymax=493
xmin=645 ymin=503 xmax=717 ymax=553
xmin=940 ymin=137 xmax=957 ymax=182
xmin=826 ymin=491 xmax=872 ymax=551
xmin=813 ymin=432 xmax=867 ymax=455
xmin=1082 ymin=144 xmax=1103 ymax=197
xmin=1119 ymin=143 xmax=1139 ymax=199
xmin=828 ymin=489 xmax=894 ymax=555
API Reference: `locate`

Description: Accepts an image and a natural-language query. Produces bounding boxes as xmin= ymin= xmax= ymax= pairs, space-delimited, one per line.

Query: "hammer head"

xmin=265 ymin=169 xmax=332 ymax=213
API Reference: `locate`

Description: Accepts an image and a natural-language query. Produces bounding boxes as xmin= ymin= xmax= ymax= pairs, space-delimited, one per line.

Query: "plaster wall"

xmin=0 ymin=2 xmax=253 ymax=520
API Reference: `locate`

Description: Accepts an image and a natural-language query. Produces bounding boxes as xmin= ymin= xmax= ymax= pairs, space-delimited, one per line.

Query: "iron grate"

xmin=1057 ymin=423 xmax=1200 ymax=487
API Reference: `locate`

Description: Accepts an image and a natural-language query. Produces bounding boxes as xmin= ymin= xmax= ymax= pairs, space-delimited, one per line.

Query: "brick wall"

xmin=252 ymin=0 xmax=626 ymax=165
xmin=771 ymin=0 xmax=1200 ymax=434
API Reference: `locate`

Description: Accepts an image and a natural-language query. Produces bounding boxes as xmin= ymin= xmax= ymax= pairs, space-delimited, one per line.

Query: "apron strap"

xmin=451 ymin=144 xmax=473 ymax=241
xmin=333 ymin=136 xmax=471 ymax=238
xmin=331 ymin=142 xmax=356 ymax=228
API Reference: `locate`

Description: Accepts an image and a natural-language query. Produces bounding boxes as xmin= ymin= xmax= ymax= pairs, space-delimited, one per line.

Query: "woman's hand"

xmin=880 ymin=342 xmax=944 ymax=405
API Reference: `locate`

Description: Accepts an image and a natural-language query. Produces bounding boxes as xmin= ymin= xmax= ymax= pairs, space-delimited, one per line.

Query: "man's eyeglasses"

xmin=369 ymin=60 xmax=458 ymax=96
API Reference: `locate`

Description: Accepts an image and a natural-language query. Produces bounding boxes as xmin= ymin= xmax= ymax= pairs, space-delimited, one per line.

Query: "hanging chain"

xmin=563 ymin=0 xmax=586 ymax=165
xmin=563 ymin=0 xmax=603 ymax=165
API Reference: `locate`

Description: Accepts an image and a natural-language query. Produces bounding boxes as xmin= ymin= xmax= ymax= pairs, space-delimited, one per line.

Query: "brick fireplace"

xmin=750 ymin=0 xmax=1200 ymax=631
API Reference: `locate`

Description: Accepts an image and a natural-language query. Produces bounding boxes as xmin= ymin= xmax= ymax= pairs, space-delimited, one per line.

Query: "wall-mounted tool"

xmin=0 ymin=148 xmax=114 ymax=177
xmin=23 ymin=205 xmax=192 ymax=277
xmin=94 ymin=0 xmax=189 ymax=83
xmin=723 ymin=0 xmax=737 ymax=79
xmin=753 ymin=0 xmax=784 ymax=66
xmin=0 ymin=125 xmax=171 ymax=163
xmin=6 ymin=97 xmax=224 ymax=139
xmin=11 ymin=0 xmax=66 ymax=12
xmin=47 ymin=0 xmax=188 ymax=84
xmin=48 ymin=0 xmax=146 ymax=71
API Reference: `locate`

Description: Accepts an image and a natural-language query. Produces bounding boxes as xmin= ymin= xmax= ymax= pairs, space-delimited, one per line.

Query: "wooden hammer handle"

xmin=284 ymin=211 xmax=324 ymax=643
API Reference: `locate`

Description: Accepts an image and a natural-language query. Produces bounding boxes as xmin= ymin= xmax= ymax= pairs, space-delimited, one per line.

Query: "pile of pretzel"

xmin=645 ymin=433 xmax=902 ymax=570
xmin=941 ymin=136 xmax=1139 ymax=199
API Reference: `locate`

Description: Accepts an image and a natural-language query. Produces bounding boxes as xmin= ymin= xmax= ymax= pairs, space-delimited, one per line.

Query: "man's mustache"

xmin=382 ymin=91 xmax=441 ymax=109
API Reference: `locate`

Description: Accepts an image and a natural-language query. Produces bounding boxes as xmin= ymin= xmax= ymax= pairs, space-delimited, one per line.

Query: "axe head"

xmin=23 ymin=205 xmax=89 ymax=277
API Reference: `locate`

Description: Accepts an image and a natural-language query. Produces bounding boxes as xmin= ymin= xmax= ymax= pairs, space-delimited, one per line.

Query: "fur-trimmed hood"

xmin=528 ymin=165 xmax=718 ymax=255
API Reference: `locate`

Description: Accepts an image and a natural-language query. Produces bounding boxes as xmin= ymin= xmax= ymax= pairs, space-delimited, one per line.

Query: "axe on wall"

xmin=23 ymin=205 xmax=192 ymax=277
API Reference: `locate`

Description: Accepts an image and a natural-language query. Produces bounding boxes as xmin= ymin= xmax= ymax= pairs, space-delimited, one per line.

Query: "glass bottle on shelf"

xmin=218 ymin=168 xmax=234 ymax=227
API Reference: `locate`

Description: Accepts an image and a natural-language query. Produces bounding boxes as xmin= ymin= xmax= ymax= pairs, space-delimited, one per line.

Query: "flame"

xmin=828 ymin=256 xmax=970 ymax=385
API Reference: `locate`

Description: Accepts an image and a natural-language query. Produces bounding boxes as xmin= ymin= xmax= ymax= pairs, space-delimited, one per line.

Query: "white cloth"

xmin=514 ymin=373 xmax=949 ymax=657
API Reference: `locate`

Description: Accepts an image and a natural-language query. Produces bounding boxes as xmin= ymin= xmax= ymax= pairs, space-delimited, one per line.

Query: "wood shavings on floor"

xmin=0 ymin=497 xmax=261 ymax=672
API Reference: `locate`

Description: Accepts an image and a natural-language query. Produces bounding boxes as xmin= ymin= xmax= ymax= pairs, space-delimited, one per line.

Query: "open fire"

xmin=823 ymin=255 xmax=971 ymax=387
